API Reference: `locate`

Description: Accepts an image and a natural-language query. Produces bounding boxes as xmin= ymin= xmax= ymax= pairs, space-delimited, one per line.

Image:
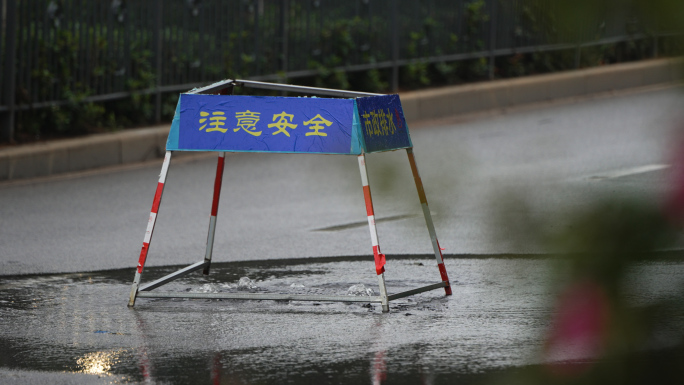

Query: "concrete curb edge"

xmin=399 ymin=57 xmax=682 ymax=122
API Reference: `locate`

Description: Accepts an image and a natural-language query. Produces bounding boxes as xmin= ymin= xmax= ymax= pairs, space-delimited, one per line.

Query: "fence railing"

xmin=0 ymin=0 xmax=674 ymax=141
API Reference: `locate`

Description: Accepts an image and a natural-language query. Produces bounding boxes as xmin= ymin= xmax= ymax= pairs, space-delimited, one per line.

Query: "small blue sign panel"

xmin=356 ymin=94 xmax=412 ymax=153
xmin=168 ymin=94 xmax=357 ymax=154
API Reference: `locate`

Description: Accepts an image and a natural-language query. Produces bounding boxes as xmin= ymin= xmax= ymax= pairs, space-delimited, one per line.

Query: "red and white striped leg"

xmin=203 ymin=152 xmax=226 ymax=275
xmin=358 ymin=153 xmax=390 ymax=312
xmin=406 ymin=148 xmax=452 ymax=295
xmin=128 ymin=151 xmax=173 ymax=307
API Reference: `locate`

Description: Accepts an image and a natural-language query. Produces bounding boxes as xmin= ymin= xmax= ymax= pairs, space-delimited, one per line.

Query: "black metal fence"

xmin=0 ymin=0 xmax=673 ymax=141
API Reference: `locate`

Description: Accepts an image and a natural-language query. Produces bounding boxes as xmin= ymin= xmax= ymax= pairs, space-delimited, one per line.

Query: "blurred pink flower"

xmin=544 ymin=280 xmax=611 ymax=376
xmin=666 ymin=131 xmax=684 ymax=221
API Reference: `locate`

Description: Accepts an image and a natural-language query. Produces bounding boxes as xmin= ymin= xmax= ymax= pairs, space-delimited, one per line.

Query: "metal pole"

xmin=203 ymin=152 xmax=226 ymax=275
xmin=488 ymin=0 xmax=497 ymax=80
xmin=136 ymin=291 xmax=385 ymax=303
xmin=128 ymin=151 xmax=173 ymax=307
xmin=280 ymin=0 xmax=288 ymax=76
xmin=391 ymin=0 xmax=399 ymax=93
xmin=253 ymin=0 xmax=261 ymax=76
xmin=235 ymin=79 xmax=381 ymax=97
xmin=358 ymin=153 xmax=390 ymax=312
xmin=153 ymin=0 xmax=163 ymax=123
xmin=653 ymin=17 xmax=659 ymax=58
xmin=1 ymin=0 xmax=17 ymax=142
xmin=406 ymin=148 xmax=452 ymax=295
xmin=574 ymin=17 xmax=581 ymax=69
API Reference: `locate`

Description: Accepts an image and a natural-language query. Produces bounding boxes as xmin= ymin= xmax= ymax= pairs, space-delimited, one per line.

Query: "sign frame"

xmin=128 ymin=79 xmax=451 ymax=312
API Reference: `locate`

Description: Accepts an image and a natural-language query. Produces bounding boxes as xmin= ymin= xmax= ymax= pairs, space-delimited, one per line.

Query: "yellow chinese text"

xmin=303 ymin=114 xmax=332 ymax=137
xmin=199 ymin=111 xmax=228 ymax=133
xmin=268 ymin=111 xmax=298 ymax=137
xmin=234 ymin=110 xmax=262 ymax=136
xmin=361 ymin=109 xmax=396 ymax=137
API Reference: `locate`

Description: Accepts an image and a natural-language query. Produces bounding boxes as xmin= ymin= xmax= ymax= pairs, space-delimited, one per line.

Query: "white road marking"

xmin=590 ymin=164 xmax=669 ymax=180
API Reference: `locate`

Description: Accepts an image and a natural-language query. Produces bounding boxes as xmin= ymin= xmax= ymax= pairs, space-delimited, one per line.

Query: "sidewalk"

xmin=1 ymin=58 xmax=681 ymax=181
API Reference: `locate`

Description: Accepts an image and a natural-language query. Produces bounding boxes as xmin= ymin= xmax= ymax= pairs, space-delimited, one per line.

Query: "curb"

xmin=1 ymin=58 xmax=681 ymax=181
xmin=0 ymin=125 xmax=169 ymax=180
xmin=399 ymin=58 xmax=682 ymax=121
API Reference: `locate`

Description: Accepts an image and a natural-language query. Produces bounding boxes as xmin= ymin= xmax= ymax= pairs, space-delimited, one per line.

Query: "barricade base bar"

xmin=136 ymin=281 xmax=447 ymax=304
xmin=387 ymin=281 xmax=447 ymax=301
xmin=136 ymin=291 xmax=384 ymax=303
xmin=139 ymin=261 xmax=208 ymax=292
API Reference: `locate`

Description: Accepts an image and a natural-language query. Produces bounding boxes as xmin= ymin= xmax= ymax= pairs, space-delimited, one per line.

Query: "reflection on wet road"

xmin=1 ymin=256 xmax=683 ymax=384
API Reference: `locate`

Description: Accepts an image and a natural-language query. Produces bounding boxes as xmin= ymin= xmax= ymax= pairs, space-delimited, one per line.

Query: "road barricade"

xmin=128 ymin=80 xmax=452 ymax=312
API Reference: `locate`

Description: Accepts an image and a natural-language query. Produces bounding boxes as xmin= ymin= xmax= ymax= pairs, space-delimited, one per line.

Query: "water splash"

xmin=237 ymin=277 xmax=258 ymax=291
xmin=347 ymin=284 xmax=374 ymax=297
xmin=191 ymin=283 xmax=222 ymax=293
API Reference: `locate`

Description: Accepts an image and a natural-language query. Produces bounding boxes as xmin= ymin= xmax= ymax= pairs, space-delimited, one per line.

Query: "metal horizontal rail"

xmin=188 ymin=79 xmax=236 ymax=95
xmin=139 ymin=261 xmax=208 ymax=292
xmin=0 ymin=84 xmax=208 ymax=112
xmin=387 ymin=281 xmax=448 ymax=301
xmin=578 ymin=33 xmax=649 ymax=47
xmin=234 ymin=80 xmax=382 ymax=98
xmin=138 ymin=281 xmax=447 ymax=303
xmin=183 ymin=78 xmax=382 ymax=98
xmin=243 ymin=34 xmax=659 ymax=82
xmin=248 ymin=46 xmax=575 ymax=82
xmin=136 ymin=291 xmax=384 ymax=303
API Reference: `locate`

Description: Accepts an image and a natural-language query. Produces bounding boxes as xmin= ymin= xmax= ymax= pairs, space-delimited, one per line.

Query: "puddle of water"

xmin=0 ymin=256 xmax=682 ymax=384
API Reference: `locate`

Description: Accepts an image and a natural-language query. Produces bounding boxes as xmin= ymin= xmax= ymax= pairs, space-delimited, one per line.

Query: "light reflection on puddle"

xmin=75 ymin=349 xmax=127 ymax=376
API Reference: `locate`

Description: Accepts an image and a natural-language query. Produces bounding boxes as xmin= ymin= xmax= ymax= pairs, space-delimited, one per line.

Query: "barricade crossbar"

xmin=127 ymin=79 xmax=452 ymax=312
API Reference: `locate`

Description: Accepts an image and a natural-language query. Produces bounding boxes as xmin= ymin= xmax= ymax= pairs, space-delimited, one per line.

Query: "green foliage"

xmin=301 ymin=15 xmax=389 ymax=93
xmin=8 ymin=0 xmax=682 ymax=143
xmin=464 ymin=0 xmax=490 ymax=51
xmin=400 ymin=1 xmax=490 ymax=89
xmin=15 ymin=20 xmax=159 ymax=142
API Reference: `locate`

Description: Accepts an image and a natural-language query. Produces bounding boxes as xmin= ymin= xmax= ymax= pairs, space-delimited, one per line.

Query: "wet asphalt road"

xmin=0 ymin=257 xmax=555 ymax=384
xmin=1 ymin=87 xmax=684 ymax=384
xmin=2 ymin=256 xmax=683 ymax=384
xmin=1 ymin=87 xmax=681 ymax=276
